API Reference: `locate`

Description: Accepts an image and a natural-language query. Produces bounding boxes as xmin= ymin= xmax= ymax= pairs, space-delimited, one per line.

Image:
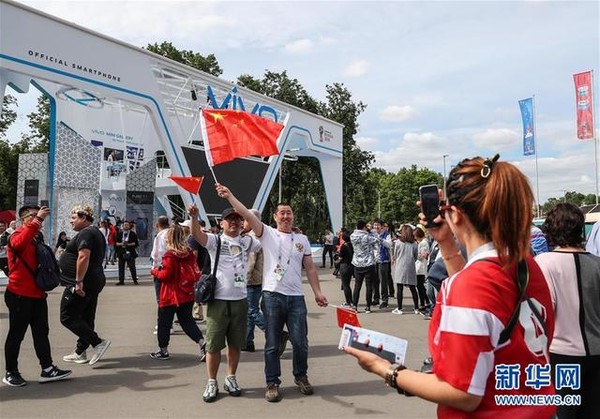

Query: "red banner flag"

xmin=336 ymin=307 xmax=361 ymax=328
xmin=573 ymin=71 xmax=595 ymax=140
xmin=168 ymin=176 xmax=204 ymax=194
xmin=200 ymin=109 xmax=283 ymax=166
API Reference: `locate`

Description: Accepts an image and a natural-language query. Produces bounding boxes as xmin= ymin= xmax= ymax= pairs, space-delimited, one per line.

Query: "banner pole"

xmin=592 ymin=70 xmax=599 ymax=204
xmin=532 ymin=94 xmax=541 ymax=217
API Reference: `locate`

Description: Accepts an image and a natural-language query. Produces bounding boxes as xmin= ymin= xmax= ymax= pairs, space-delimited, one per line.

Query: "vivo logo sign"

xmin=206 ymin=85 xmax=279 ymax=122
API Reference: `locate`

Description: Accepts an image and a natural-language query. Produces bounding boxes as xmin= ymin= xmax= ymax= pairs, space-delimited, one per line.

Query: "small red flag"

xmin=336 ymin=307 xmax=361 ymax=328
xmin=168 ymin=176 xmax=204 ymax=194
xmin=200 ymin=109 xmax=283 ymax=166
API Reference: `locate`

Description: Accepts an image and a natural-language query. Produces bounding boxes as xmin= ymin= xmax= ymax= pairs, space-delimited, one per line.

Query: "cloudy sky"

xmin=8 ymin=0 xmax=600 ymax=203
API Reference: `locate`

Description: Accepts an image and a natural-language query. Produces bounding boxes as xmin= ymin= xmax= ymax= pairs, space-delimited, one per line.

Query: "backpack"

xmin=178 ymin=254 xmax=201 ymax=297
xmin=10 ymin=236 xmax=61 ymax=291
xmin=0 ymin=230 xmax=10 ymax=248
xmin=195 ymin=235 xmax=221 ymax=304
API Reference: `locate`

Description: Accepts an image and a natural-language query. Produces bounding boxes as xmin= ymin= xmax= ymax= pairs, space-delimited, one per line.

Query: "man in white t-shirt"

xmin=215 ymin=183 xmax=328 ymax=403
xmin=189 ymin=206 xmax=261 ymax=403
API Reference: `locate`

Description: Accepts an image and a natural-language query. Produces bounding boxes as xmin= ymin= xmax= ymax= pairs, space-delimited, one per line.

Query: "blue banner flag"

xmin=519 ymin=98 xmax=535 ymax=156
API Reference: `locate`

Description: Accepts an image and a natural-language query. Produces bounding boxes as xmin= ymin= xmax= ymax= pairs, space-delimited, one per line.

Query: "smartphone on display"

xmin=419 ymin=185 xmax=441 ymax=228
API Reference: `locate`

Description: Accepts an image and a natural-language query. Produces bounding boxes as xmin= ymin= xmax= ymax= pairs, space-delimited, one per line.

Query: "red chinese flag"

xmin=168 ymin=176 xmax=204 ymax=194
xmin=336 ymin=307 xmax=361 ymax=328
xmin=573 ymin=71 xmax=595 ymax=140
xmin=200 ymin=109 xmax=283 ymax=166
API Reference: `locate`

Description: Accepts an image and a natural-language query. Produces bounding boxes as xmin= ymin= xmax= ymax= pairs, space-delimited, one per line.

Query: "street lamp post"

xmin=278 ymin=163 xmax=283 ymax=203
xmin=442 ymin=154 xmax=449 ymax=199
xmin=278 ymin=151 xmax=300 ymax=203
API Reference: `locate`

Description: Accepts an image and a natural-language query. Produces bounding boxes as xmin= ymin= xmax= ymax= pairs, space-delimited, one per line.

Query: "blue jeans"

xmin=261 ymin=291 xmax=308 ymax=385
xmin=246 ymin=285 xmax=265 ymax=346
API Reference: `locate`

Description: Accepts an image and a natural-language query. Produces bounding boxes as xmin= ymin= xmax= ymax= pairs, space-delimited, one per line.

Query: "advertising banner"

xmin=519 ymin=97 xmax=535 ymax=156
xmin=573 ymin=71 xmax=595 ymax=140
xmin=126 ymin=191 xmax=154 ymax=257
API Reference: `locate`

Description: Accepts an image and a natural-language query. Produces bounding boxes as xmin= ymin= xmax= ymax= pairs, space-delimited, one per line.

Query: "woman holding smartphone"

xmin=344 ymin=155 xmax=556 ymax=418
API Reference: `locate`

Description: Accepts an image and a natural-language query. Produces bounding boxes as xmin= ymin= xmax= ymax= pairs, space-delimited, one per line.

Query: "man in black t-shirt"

xmin=59 ymin=205 xmax=111 ymax=366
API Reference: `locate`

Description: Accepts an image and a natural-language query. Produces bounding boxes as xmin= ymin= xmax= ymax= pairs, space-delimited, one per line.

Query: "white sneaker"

xmin=203 ymin=379 xmax=219 ymax=402
xmin=224 ymin=375 xmax=242 ymax=396
xmin=63 ymin=350 xmax=88 ymax=364
xmin=414 ymin=309 xmax=420 ymax=314
xmin=89 ymin=339 xmax=111 ymax=366
xmin=392 ymin=308 xmax=404 ymax=315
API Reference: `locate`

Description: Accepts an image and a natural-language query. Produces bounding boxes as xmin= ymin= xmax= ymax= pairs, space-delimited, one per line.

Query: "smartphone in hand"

xmin=419 ymin=185 xmax=441 ymax=228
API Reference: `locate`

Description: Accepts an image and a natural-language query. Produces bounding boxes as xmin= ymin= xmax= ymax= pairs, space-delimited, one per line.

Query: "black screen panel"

xmin=181 ymin=146 xmax=270 ymax=215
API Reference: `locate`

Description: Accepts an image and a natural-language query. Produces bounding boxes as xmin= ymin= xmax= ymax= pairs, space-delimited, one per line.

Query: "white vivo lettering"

xmin=207 ymin=85 xmax=279 ymax=122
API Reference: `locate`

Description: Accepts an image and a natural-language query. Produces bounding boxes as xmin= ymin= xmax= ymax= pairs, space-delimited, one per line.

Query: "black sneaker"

xmin=3 ymin=371 xmax=27 ymax=387
xmin=379 ymin=301 xmax=389 ymax=309
xmin=278 ymin=331 xmax=289 ymax=358
xmin=242 ymin=343 xmax=255 ymax=352
xmin=39 ymin=366 xmax=72 ymax=383
xmin=199 ymin=342 xmax=207 ymax=362
xmin=150 ymin=350 xmax=170 ymax=360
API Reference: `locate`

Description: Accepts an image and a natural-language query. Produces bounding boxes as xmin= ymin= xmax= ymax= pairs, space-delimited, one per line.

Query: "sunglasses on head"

xmin=439 ymin=204 xmax=452 ymax=219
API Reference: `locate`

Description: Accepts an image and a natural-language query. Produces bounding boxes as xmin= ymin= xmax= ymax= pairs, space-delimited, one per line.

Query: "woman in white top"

xmin=535 ymin=202 xmax=600 ymax=419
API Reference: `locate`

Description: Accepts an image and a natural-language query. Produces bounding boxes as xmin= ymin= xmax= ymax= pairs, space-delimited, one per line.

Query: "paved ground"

xmin=0 ymin=267 xmax=436 ymax=418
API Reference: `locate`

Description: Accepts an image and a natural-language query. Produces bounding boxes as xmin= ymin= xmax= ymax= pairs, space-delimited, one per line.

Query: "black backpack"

xmin=9 ymin=236 xmax=61 ymax=291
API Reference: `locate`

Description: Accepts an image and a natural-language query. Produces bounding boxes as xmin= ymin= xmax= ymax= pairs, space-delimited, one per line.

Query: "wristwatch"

xmin=385 ymin=363 xmax=407 ymax=394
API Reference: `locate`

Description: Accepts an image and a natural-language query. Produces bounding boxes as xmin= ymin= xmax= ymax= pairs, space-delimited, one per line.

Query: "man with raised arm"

xmin=188 ymin=205 xmax=261 ymax=403
xmin=215 ymin=183 xmax=328 ymax=403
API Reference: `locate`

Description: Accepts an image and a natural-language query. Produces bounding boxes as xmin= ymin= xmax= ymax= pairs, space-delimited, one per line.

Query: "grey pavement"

xmin=0 ymin=267 xmax=436 ymax=418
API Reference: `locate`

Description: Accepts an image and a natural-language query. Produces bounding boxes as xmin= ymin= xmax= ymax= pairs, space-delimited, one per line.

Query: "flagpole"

xmin=532 ymin=95 xmax=541 ymax=217
xmin=208 ymin=166 xmax=218 ymax=185
xmin=592 ymin=70 xmax=599 ymax=204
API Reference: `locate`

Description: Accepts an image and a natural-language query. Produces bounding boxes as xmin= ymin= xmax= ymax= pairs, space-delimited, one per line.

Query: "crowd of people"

xmin=2 ymin=155 xmax=600 ymax=417
xmin=343 ymin=155 xmax=600 ymax=419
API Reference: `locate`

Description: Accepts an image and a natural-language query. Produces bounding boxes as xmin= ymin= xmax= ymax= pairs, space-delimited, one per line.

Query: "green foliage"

xmin=365 ymin=166 xmax=442 ymax=225
xmin=0 ymin=137 xmax=39 ymax=209
xmin=145 ymin=41 xmax=223 ymax=77
xmin=0 ymin=95 xmax=18 ymax=137
xmin=0 ymin=94 xmax=49 ymax=209
xmin=541 ymin=192 xmax=599 ymax=215
xmin=23 ymin=96 xmax=51 ymax=152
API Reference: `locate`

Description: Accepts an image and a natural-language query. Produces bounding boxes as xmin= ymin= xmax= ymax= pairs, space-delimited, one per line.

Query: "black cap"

xmin=221 ymin=208 xmax=242 ymax=220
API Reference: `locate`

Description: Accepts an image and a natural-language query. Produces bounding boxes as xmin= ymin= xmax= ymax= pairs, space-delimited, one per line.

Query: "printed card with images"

xmin=338 ymin=324 xmax=408 ymax=364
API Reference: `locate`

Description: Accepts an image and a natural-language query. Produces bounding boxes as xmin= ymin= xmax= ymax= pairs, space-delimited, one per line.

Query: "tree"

xmin=145 ymin=41 xmax=223 ymax=77
xmin=0 ymin=137 xmax=37 ymax=209
xmin=23 ymin=95 xmax=51 ymax=152
xmin=1 ymin=94 xmax=52 ymax=209
xmin=0 ymin=94 xmax=18 ymax=138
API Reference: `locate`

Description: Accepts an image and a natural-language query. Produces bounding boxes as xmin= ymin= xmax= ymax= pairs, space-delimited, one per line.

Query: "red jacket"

xmin=107 ymin=225 xmax=117 ymax=245
xmin=150 ymin=250 xmax=198 ymax=308
xmin=6 ymin=218 xmax=46 ymax=298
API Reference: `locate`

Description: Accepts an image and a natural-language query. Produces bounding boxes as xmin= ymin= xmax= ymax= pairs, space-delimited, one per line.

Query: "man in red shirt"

xmin=3 ymin=205 xmax=71 ymax=387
